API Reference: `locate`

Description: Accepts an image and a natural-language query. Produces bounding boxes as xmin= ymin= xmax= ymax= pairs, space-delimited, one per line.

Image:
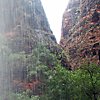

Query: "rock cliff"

xmin=0 ymin=0 xmax=70 ymax=96
xmin=0 ymin=0 xmax=57 ymax=53
xmin=60 ymin=0 xmax=100 ymax=69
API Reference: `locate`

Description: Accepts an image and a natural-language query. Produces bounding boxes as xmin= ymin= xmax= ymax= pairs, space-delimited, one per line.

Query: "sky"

xmin=41 ymin=0 xmax=69 ymax=43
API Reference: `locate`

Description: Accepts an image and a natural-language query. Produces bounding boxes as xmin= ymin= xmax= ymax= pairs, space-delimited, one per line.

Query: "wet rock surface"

xmin=0 ymin=0 xmax=56 ymax=51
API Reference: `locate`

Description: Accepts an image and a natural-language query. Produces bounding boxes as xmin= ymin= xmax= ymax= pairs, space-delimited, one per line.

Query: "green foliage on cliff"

xmin=0 ymin=34 xmax=100 ymax=100
xmin=7 ymin=63 xmax=100 ymax=100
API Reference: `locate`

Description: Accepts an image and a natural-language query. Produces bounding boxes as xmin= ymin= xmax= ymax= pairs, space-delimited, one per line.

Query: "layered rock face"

xmin=60 ymin=0 xmax=100 ymax=69
xmin=0 ymin=0 xmax=51 ymax=32
xmin=0 ymin=0 xmax=57 ymax=95
xmin=0 ymin=0 xmax=57 ymax=53
xmin=0 ymin=0 xmax=70 ymax=96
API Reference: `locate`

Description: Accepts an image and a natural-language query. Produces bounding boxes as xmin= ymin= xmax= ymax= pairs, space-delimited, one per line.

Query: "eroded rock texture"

xmin=60 ymin=0 xmax=100 ymax=69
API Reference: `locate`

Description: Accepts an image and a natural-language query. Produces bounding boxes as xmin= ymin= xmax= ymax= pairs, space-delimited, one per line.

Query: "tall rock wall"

xmin=60 ymin=0 xmax=100 ymax=69
xmin=0 ymin=0 xmax=51 ymax=32
xmin=0 ymin=0 xmax=57 ymax=96
xmin=0 ymin=0 xmax=57 ymax=53
xmin=0 ymin=0 xmax=70 ymax=97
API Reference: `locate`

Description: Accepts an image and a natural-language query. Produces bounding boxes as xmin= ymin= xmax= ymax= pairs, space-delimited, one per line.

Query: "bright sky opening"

xmin=41 ymin=0 xmax=69 ymax=43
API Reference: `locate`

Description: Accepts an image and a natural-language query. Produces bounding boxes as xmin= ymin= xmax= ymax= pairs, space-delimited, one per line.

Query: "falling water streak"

xmin=0 ymin=0 xmax=11 ymax=99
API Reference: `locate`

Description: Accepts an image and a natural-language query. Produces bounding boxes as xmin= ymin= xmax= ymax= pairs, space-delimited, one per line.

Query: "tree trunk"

xmin=93 ymin=93 xmax=97 ymax=100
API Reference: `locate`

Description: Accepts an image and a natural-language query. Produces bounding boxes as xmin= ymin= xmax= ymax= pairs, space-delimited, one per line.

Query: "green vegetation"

xmin=0 ymin=35 xmax=100 ymax=100
xmin=45 ymin=63 xmax=100 ymax=100
xmin=8 ymin=61 xmax=100 ymax=100
xmin=7 ymin=92 xmax=39 ymax=100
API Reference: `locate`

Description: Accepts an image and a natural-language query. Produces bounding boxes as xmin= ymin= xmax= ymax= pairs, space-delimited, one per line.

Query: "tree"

xmin=44 ymin=63 xmax=100 ymax=100
xmin=80 ymin=63 xmax=100 ymax=100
